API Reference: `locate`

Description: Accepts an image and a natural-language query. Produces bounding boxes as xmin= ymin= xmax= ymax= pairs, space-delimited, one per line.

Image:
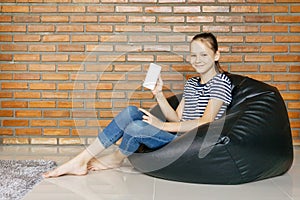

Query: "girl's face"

xmin=190 ymin=40 xmax=220 ymax=75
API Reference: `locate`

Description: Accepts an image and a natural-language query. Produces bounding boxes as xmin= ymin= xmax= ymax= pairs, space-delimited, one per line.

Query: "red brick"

xmin=44 ymin=110 xmax=70 ymax=118
xmin=71 ymin=92 xmax=96 ymax=99
xmin=232 ymin=26 xmax=259 ymax=32
xmin=2 ymin=138 xmax=29 ymax=145
xmin=43 ymin=35 xmax=70 ymax=42
xmin=29 ymin=45 xmax=56 ymax=52
xmin=129 ymin=16 xmax=156 ymax=23
xmin=116 ymin=25 xmax=143 ymax=32
xmin=14 ymin=54 xmax=40 ymax=62
xmin=0 ymin=73 xmax=12 ymax=80
xmin=58 ymin=138 xmax=84 ymax=145
xmin=274 ymin=74 xmax=300 ymax=82
xmin=274 ymin=55 xmax=300 ymax=62
xmin=98 ymin=92 xmax=126 ymax=99
xmin=0 ymin=44 xmax=27 ymax=51
xmin=72 ymin=35 xmax=99 ymax=42
xmin=28 ymin=25 xmax=55 ymax=32
xmin=275 ymin=36 xmax=300 ymax=43
xmin=29 ymin=101 xmax=56 ymax=108
xmin=57 ymin=101 xmax=84 ymax=108
xmin=0 ymin=64 xmax=27 ymax=71
xmin=202 ymin=6 xmax=229 ymax=12
xmin=58 ymin=6 xmax=85 ymax=12
xmin=260 ymin=64 xmax=287 ymax=72
xmin=261 ymin=6 xmax=288 ymax=13
xmin=56 ymin=25 xmax=84 ymax=32
xmin=72 ymin=111 xmax=98 ymax=118
xmin=41 ymin=16 xmax=69 ymax=23
xmin=0 ymin=92 xmax=13 ymax=98
xmin=86 ymin=45 xmax=113 ymax=52
xmin=0 ymin=54 xmax=12 ymax=61
xmin=16 ymin=110 xmax=41 ymax=118
xmin=86 ymin=25 xmax=113 ymax=32
xmin=1 ymin=82 xmax=28 ymax=90
xmin=0 ymin=110 xmax=13 ymax=117
xmin=44 ymin=129 xmax=69 ymax=136
xmin=1 ymin=101 xmax=28 ymax=108
xmin=87 ymin=6 xmax=114 ymax=12
xmin=231 ymin=6 xmax=258 ymax=12
xmin=42 ymin=92 xmax=68 ymax=99
xmin=246 ymin=36 xmax=273 ymax=42
xmin=70 ymin=16 xmax=97 ymax=22
xmin=291 ymin=5 xmax=300 ymax=12
xmin=59 ymin=120 xmax=85 ymax=127
xmin=186 ymin=16 xmax=213 ymax=23
xmin=0 ymin=25 xmax=26 ymax=32
xmin=2 ymin=6 xmax=29 ymax=12
xmin=31 ymin=138 xmax=57 ymax=145
xmin=0 ymin=16 xmax=12 ymax=22
xmin=291 ymin=45 xmax=300 ymax=52
xmin=245 ymin=55 xmax=272 ymax=62
xmin=16 ymin=128 xmax=41 ymax=135
xmin=0 ymin=35 xmax=12 ymax=42
xmin=42 ymin=55 xmax=68 ymax=62
xmin=216 ymin=16 xmax=243 ymax=23
xmin=3 ymin=120 xmax=29 ymax=126
xmin=174 ymin=6 xmax=201 ymax=13
xmin=116 ymin=6 xmax=143 ymax=12
xmin=30 ymin=83 xmax=56 ymax=90
xmin=42 ymin=74 xmax=69 ymax=80
xmin=13 ymin=16 xmax=41 ymax=23
xmin=14 ymin=35 xmax=41 ymax=42
xmin=30 ymin=6 xmax=57 ymax=12
xmin=145 ymin=6 xmax=172 ymax=13
xmin=15 ymin=92 xmax=41 ymax=99
xmin=14 ymin=73 xmax=40 ymax=80
xmin=58 ymin=44 xmax=84 ymax=52
xmin=173 ymin=25 xmax=200 ymax=33
xmin=86 ymin=83 xmax=113 ymax=90
xmin=72 ymin=129 xmax=98 ymax=136
xmin=275 ymin=16 xmax=300 ymax=23
xmin=86 ymin=102 xmax=112 ymax=108
xmin=0 ymin=129 xmax=13 ymax=136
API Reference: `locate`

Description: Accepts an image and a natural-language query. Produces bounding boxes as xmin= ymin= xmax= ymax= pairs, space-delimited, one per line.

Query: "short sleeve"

xmin=210 ymin=74 xmax=232 ymax=105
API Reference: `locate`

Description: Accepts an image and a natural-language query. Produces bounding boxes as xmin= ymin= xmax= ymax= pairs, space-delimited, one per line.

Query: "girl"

xmin=43 ymin=32 xmax=232 ymax=178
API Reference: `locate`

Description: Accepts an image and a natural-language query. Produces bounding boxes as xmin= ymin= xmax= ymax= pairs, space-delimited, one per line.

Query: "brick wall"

xmin=0 ymin=0 xmax=299 ymax=146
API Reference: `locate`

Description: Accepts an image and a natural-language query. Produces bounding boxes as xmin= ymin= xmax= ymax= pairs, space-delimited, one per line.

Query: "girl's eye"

xmin=201 ymin=54 xmax=207 ymax=57
xmin=190 ymin=55 xmax=196 ymax=57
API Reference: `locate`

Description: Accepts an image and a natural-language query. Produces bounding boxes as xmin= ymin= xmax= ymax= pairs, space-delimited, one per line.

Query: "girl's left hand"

xmin=139 ymin=108 xmax=164 ymax=130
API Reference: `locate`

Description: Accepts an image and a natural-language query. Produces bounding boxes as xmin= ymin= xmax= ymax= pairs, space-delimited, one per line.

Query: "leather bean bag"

xmin=128 ymin=73 xmax=294 ymax=184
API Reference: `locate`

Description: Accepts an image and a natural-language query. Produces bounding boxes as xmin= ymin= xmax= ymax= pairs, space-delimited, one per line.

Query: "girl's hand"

xmin=152 ymin=76 xmax=163 ymax=96
xmin=139 ymin=108 xmax=164 ymax=130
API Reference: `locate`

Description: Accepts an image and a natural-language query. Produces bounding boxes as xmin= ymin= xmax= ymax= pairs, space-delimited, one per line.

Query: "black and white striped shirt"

xmin=181 ymin=73 xmax=232 ymax=121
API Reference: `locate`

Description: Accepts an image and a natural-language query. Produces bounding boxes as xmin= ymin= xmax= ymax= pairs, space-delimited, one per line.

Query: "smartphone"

xmin=143 ymin=63 xmax=162 ymax=90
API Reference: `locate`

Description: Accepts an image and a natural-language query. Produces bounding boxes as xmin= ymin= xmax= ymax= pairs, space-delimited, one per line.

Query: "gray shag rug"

xmin=0 ymin=160 xmax=57 ymax=200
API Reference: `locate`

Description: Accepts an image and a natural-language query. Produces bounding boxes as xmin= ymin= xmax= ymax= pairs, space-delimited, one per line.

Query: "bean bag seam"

xmin=224 ymin=144 xmax=244 ymax=183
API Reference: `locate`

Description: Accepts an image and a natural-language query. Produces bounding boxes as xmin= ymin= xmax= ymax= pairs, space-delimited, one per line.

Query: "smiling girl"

xmin=43 ymin=32 xmax=232 ymax=178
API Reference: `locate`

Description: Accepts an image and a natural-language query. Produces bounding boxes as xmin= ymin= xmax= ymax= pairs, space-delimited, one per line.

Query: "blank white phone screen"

xmin=143 ymin=63 xmax=162 ymax=90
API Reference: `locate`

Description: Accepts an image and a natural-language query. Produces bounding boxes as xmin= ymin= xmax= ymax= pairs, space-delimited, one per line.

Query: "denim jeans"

xmin=98 ymin=106 xmax=176 ymax=156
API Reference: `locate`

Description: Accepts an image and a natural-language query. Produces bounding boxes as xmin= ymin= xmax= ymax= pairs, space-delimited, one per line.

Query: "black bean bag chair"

xmin=128 ymin=73 xmax=294 ymax=185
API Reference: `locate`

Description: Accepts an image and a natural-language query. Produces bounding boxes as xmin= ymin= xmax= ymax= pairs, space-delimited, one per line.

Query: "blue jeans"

xmin=98 ymin=106 xmax=176 ymax=156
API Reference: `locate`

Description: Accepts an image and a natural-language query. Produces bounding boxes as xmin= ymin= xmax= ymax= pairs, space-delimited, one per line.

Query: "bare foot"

xmin=43 ymin=160 xmax=88 ymax=178
xmin=87 ymin=154 xmax=124 ymax=171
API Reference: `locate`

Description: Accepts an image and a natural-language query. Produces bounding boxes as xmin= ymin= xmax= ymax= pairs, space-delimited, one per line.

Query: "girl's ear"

xmin=214 ymin=51 xmax=220 ymax=61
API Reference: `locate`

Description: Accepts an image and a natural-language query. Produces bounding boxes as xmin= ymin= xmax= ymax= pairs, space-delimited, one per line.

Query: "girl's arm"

xmin=152 ymin=76 xmax=183 ymax=122
xmin=140 ymin=98 xmax=224 ymax=133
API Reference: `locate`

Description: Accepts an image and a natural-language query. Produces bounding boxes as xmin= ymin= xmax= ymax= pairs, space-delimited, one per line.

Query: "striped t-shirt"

xmin=181 ymin=73 xmax=232 ymax=121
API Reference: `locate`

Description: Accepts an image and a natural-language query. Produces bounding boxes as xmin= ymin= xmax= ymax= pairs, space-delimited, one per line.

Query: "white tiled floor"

xmin=1 ymin=145 xmax=299 ymax=200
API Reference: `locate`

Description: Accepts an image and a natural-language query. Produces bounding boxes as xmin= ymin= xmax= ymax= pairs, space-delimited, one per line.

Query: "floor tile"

xmin=1 ymin=145 xmax=299 ymax=200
